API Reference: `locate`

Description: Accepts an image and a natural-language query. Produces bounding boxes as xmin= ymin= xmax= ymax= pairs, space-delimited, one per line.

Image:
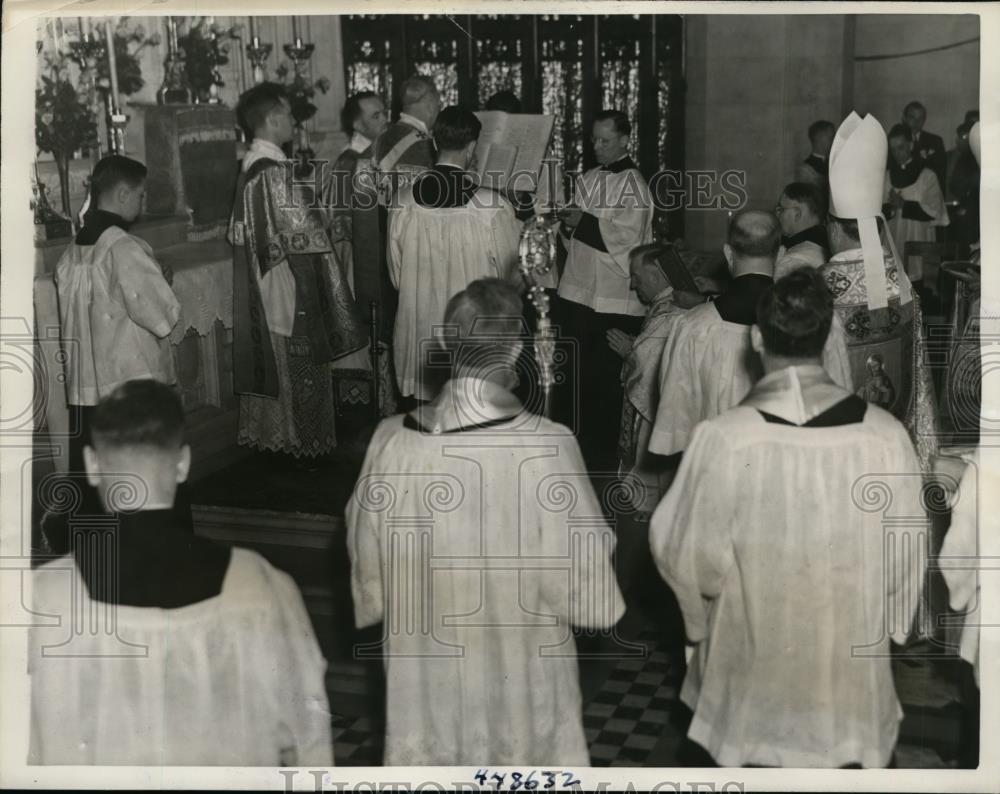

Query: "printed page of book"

xmin=473 ymin=111 xmax=555 ymax=193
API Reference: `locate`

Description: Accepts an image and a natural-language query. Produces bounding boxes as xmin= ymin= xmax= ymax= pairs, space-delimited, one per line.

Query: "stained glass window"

xmin=407 ymin=17 xmax=460 ymax=107
xmin=343 ymin=17 xmax=394 ymax=108
xmin=338 ymin=14 xmax=683 ymax=185
xmin=539 ymin=16 xmax=586 ymax=175
xmin=474 ymin=16 xmax=524 ymax=108
xmin=600 ymin=29 xmax=641 ymax=162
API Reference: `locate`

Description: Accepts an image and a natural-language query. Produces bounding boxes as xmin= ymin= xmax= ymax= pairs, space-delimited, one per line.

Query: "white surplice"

xmin=387 ymin=188 xmax=522 ymax=399
xmin=345 ymin=378 xmax=624 ymax=765
xmin=649 ymin=366 xmax=926 ymax=768
xmin=883 ymin=167 xmax=949 ymax=281
xmin=649 ymin=302 xmax=854 ymax=456
xmin=557 ymin=161 xmax=653 ymax=316
xmin=28 ymin=548 xmax=332 ymax=766
xmin=940 ymin=448 xmax=982 ymax=685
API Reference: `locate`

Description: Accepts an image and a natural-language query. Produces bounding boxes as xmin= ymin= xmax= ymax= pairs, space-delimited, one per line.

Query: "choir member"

xmin=774 ymin=181 xmax=829 ymax=278
xmin=794 ymin=119 xmax=834 ymax=187
xmin=650 ymin=268 xmax=926 ymax=768
xmin=230 ymin=82 xmax=366 ymax=458
xmin=902 ymin=100 xmax=947 ymax=189
xmin=352 ymin=75 xmax=440 ymax=375
xmin=650 ymin=210 xmax=851 ymax=461
xmin=821 ymin=112 xmax=938 ymax=470
xmin=346 ymin=279 xmax=623 ymax=765
xmin=387 ymin=106 xmax=522 ymax=400
xmin=556 ymin=109 xmax=654 ymax=471
xmin=883 ymin=123 xmax=950 ymax=284
xmin=29 ymin=381 xmax=332 ymax=765
xmin=54 ymin=155 xmax=179 ymax=476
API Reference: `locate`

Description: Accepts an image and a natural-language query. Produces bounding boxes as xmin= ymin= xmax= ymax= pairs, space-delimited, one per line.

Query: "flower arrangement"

xmin=95 ymin=19 xmax=161 ymax=98
xmin=177 ymin=17 xmax=239 ymax=103
xmin=274 ymin=62 xmax=331 ymax=126
xmin=35 ymin=53 xmax=99 ymax=218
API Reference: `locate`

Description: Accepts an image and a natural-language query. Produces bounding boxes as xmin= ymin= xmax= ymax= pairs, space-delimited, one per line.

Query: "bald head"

xmin=400 ymin=75 xmax=441 ymax=128
xmin=724 ymin=210 xmax=779 ymax=276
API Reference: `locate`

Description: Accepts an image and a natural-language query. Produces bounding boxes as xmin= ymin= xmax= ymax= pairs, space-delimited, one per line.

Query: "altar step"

xmin=192 ymin=502 xmax=379 ymax=708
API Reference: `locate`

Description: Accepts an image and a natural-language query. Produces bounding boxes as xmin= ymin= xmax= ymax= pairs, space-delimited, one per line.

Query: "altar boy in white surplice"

xmin=29 ymin=381 xmax=332 ymax=766
xmin=346 ymin=279 xmax=624 ymax=766
xmin=649 ymin=269 xmax=926 ymax=768
xmin=387 ymin=106 xmax=522 ymax=401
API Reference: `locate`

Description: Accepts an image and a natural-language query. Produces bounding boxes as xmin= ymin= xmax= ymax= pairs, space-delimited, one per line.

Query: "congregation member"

xmin=649 ymin=268 xmax=926 ymax=768
xmin=944 ymin=121 xmax=981 ymax=256
xmin=230 ymin=83 xmax=367 ymax=458
xmin=822 ymin=111 xmax=938 ymax=469
xmin=352 ymin=75 xmax=441 ymax=390
xmin=902 ymin=100 xmax=947 ymax=188
xmin=346 ymin=279 xmax=623 ymax=765
xmin=883 ymin=123 xmax=950 ymax=285
xmin=557 ymin=109 xmax=654 ymax=470
xmin=775 ymin=181 xmax=829 ymax=277
xmin=54 ymin=155 xmax=180 ymax=478
xmin=794 ymin=120 xmax=834 ymax=187
xmin=649 ymin=210 xmax=852 ymax=461
xmin=29 ymin=380 xmax=332 ymax=765
xmin=387 ymin=106 xmax=522 ymax=400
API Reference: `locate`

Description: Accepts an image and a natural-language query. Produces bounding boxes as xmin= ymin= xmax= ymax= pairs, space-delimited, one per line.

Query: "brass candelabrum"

xmin=67 ymin=34 xmax=106 ymax=108
xmin=283 ymin=39 xmax=315 ymax=75
xmin=246 ymin=37 xmax=273 ymax=85
xmin=158 ymin=17 xmax=192 ymax=104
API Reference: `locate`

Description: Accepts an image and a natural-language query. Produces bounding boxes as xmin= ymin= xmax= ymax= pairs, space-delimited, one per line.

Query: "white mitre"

xmin=829 ymin=112 xmax=911 ymax=309
xmin=970 ymin=121 xmax=981 ymax=167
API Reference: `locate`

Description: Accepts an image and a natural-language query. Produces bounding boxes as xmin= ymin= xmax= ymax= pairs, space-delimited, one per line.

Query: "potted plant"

xmin=35 ymin=53 xmax=99 ymax=220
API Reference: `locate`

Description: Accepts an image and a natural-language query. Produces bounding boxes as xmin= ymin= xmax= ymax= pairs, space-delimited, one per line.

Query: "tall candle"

xmin=105 ymin=18 xmax=120 ymax=106
xmin=291 ymin=16 xmax=299 ymax=42
xmin=248 ymin=15 xmax=256 ymax=38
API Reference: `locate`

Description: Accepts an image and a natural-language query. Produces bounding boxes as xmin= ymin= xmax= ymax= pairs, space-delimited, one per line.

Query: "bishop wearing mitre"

xmin=820 ymin=112 xmax=938 ymax=470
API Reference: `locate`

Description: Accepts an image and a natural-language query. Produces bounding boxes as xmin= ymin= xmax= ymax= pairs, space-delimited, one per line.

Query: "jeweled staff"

xmin=518 ymin=157 xmax=562 ymax=418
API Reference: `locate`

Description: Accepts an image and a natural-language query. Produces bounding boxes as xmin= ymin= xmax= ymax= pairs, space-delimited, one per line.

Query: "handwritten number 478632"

xmin=473 ymin=769 xmax=581 ymax=790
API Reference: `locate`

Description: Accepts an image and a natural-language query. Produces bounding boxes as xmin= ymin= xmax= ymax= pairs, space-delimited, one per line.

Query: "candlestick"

xmin=105 ymin=19 xmax=120 ymax=102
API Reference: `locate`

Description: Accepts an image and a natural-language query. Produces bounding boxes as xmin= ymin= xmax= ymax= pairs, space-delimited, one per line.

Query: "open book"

xmin=473 ymin=111 xmax=555 ymax=194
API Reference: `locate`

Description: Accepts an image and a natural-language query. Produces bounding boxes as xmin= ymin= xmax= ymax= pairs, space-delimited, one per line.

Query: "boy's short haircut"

xmin=432 ymin=106 xmax=483 ymax=151
xmin=90 ymin=155 xmax=147 ymax=203
xmin=756 ymin=267 xmax=834 ymax=358
xmin=90 ymin=380 xmax=185 ymax=451
xmin=236 ymin=82 xmax=287 ymax=139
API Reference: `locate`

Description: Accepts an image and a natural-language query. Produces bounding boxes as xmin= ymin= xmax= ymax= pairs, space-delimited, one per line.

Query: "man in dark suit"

xmin=903 ymin=101 xmax=946 ymax=189
xmin=795 ymin=120 xmax=835 ymax=187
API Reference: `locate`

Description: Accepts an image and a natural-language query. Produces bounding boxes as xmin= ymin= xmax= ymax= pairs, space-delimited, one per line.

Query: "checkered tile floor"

xmin=582 ymin=635 xmax=683 ymax=766
xmin=327 ymin=629 xmax=974 ymax=767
